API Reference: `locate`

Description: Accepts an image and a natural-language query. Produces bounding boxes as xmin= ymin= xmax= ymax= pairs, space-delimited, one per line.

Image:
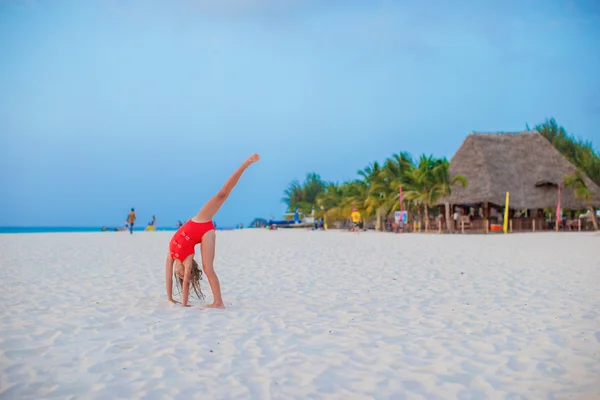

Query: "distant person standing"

xmin=146 ymin=215 xmax=157 ymax=231
xmin=127 ymin=208 xmax=136 ymax=234
xmin=351 ymin=208 xmax=361 ymax=232
xmin=453 ymin=209 xmax=459 ymax=231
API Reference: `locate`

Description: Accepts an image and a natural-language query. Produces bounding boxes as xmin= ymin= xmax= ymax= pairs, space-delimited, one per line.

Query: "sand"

xmin=0 ymin=229 xmax=599 ymax=399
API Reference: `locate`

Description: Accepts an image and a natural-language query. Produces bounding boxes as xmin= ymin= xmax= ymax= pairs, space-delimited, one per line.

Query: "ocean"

xmin=0 ymin=226 xmax=234 ymax=234
xmin=0 ymin=227 xmax=178 ymax=234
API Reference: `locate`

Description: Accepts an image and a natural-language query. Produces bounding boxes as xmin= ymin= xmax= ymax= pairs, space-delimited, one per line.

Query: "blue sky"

xmin=1 ymin=0 xmax=599 ymax=228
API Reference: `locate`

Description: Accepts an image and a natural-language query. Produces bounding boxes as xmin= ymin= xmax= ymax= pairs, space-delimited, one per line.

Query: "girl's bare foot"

xmin=207 ymin=302 xmax=226 ymax=309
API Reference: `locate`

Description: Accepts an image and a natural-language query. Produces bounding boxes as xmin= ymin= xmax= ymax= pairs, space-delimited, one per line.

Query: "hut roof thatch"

xmin=443 ymin=131 xmax=600 ymax=210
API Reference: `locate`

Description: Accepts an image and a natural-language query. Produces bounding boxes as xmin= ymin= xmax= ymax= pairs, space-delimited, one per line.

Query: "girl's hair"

xmin=175 ymin=259 xmax=205 ymax=300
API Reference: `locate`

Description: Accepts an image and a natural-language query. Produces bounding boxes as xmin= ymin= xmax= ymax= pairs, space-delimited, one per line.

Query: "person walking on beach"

xmin=165 ymin=153 xmax=260 ymax=309
xmin=127 ymin=208 xmax=136 ymax=234
xmin=351 ymin=208 xmax=361 ymax=232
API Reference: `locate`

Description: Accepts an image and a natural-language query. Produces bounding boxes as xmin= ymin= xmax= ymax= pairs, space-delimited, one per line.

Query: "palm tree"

xmin=402 ymin=155 xmax=441 ymax=231
xmin=563 ymin=170 xmax=598 ymax=231
xmin=282 ymin=179 xmax=303 ymax=209
xmin=302 ymin=173 xmax=326 ymax=207
xmin=343 ymin=180 xmax=369 ymax=225
xmin=431 ymin=158 xmax=468 ymax=232
xmin=532 ymin=118 xmax=600 ymax=187
xmin=358 ymin=162 xmax=386 ymax=230
xmin=282 ymin=173 xmax=326 ymax=218
xmin=316 ymin=182 xmax=351 ymax=225
xmin=379 ymin=152 xmax=414 ymax=219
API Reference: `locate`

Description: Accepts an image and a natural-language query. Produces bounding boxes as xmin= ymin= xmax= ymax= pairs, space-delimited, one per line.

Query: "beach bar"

xmin=439 ymin=131 xmax=600 ymax=233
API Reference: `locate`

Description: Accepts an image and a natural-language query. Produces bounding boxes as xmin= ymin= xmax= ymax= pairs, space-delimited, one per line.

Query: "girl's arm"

xmin=165 ymin=255 xmax=177 ymax=303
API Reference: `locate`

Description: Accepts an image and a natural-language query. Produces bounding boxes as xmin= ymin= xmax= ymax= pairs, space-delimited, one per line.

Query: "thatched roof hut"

xmin=443 ymin=131 xmax=600 ymax=210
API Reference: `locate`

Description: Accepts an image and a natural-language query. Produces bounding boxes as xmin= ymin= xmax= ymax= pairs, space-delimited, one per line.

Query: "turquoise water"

xmin=0 ymin=227 xmax=178 ymax=234
xmin=0 ymin=226 xmax=233 ymax=234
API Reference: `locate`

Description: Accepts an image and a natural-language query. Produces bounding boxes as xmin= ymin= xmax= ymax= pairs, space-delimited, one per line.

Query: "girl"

xmin=166 ymin=153 xmax=260 ymax=308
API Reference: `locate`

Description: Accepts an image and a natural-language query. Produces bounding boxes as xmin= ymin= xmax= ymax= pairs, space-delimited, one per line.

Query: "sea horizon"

xmin=0 ymin=226 xmax=237 ymax=234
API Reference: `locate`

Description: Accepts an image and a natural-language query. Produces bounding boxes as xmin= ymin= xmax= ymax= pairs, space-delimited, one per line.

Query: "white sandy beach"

xmin=0 ymin=229 xmax=599 ymax=399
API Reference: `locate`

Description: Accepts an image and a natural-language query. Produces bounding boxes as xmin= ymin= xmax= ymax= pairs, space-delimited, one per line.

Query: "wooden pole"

xmin=413 ymin=221 xmax=416 ymax=232
xmin=485 ymin=219 xmax=489 ymax=234
xmin=578 ymin=218 xmax=581 ymax=232
xmin=533 ymin=219 xmax=536 ymax=232
xmin=461 ymin=220 xmax=465 ymax=234
xmin=509 ymin=219 xmax=513 ymax=233
xmin=439 ymin=220 xmax=442 ymax=234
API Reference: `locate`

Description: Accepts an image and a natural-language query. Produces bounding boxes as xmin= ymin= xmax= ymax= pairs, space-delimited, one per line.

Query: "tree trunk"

xmin=424 ymin=205 xmax=429 ymax=232
xmin=376 ymin=208 xmax=381 ymax=231
xmin=417 ymin=206 xmax=423 ymax=232
xmin=590 ymin=207 xmax=599 ymax=231
xmin=445 ymin=202 xmax=452 ymax=233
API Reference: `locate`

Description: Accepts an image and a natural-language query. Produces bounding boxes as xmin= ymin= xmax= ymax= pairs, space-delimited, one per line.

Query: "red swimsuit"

xmin=169 ymin=219 xmax=215 ymax=261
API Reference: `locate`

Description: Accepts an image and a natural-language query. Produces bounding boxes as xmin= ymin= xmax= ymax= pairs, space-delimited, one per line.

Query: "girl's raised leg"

xmin=193 ymin=153 xmax=260 ymax=222
xmin=200 ymin=230 xmax=224 ymax=309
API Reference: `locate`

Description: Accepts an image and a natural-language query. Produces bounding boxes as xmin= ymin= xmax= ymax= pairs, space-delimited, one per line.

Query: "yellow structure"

xmin=503 ymin=192 xmax=510 ymax=234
